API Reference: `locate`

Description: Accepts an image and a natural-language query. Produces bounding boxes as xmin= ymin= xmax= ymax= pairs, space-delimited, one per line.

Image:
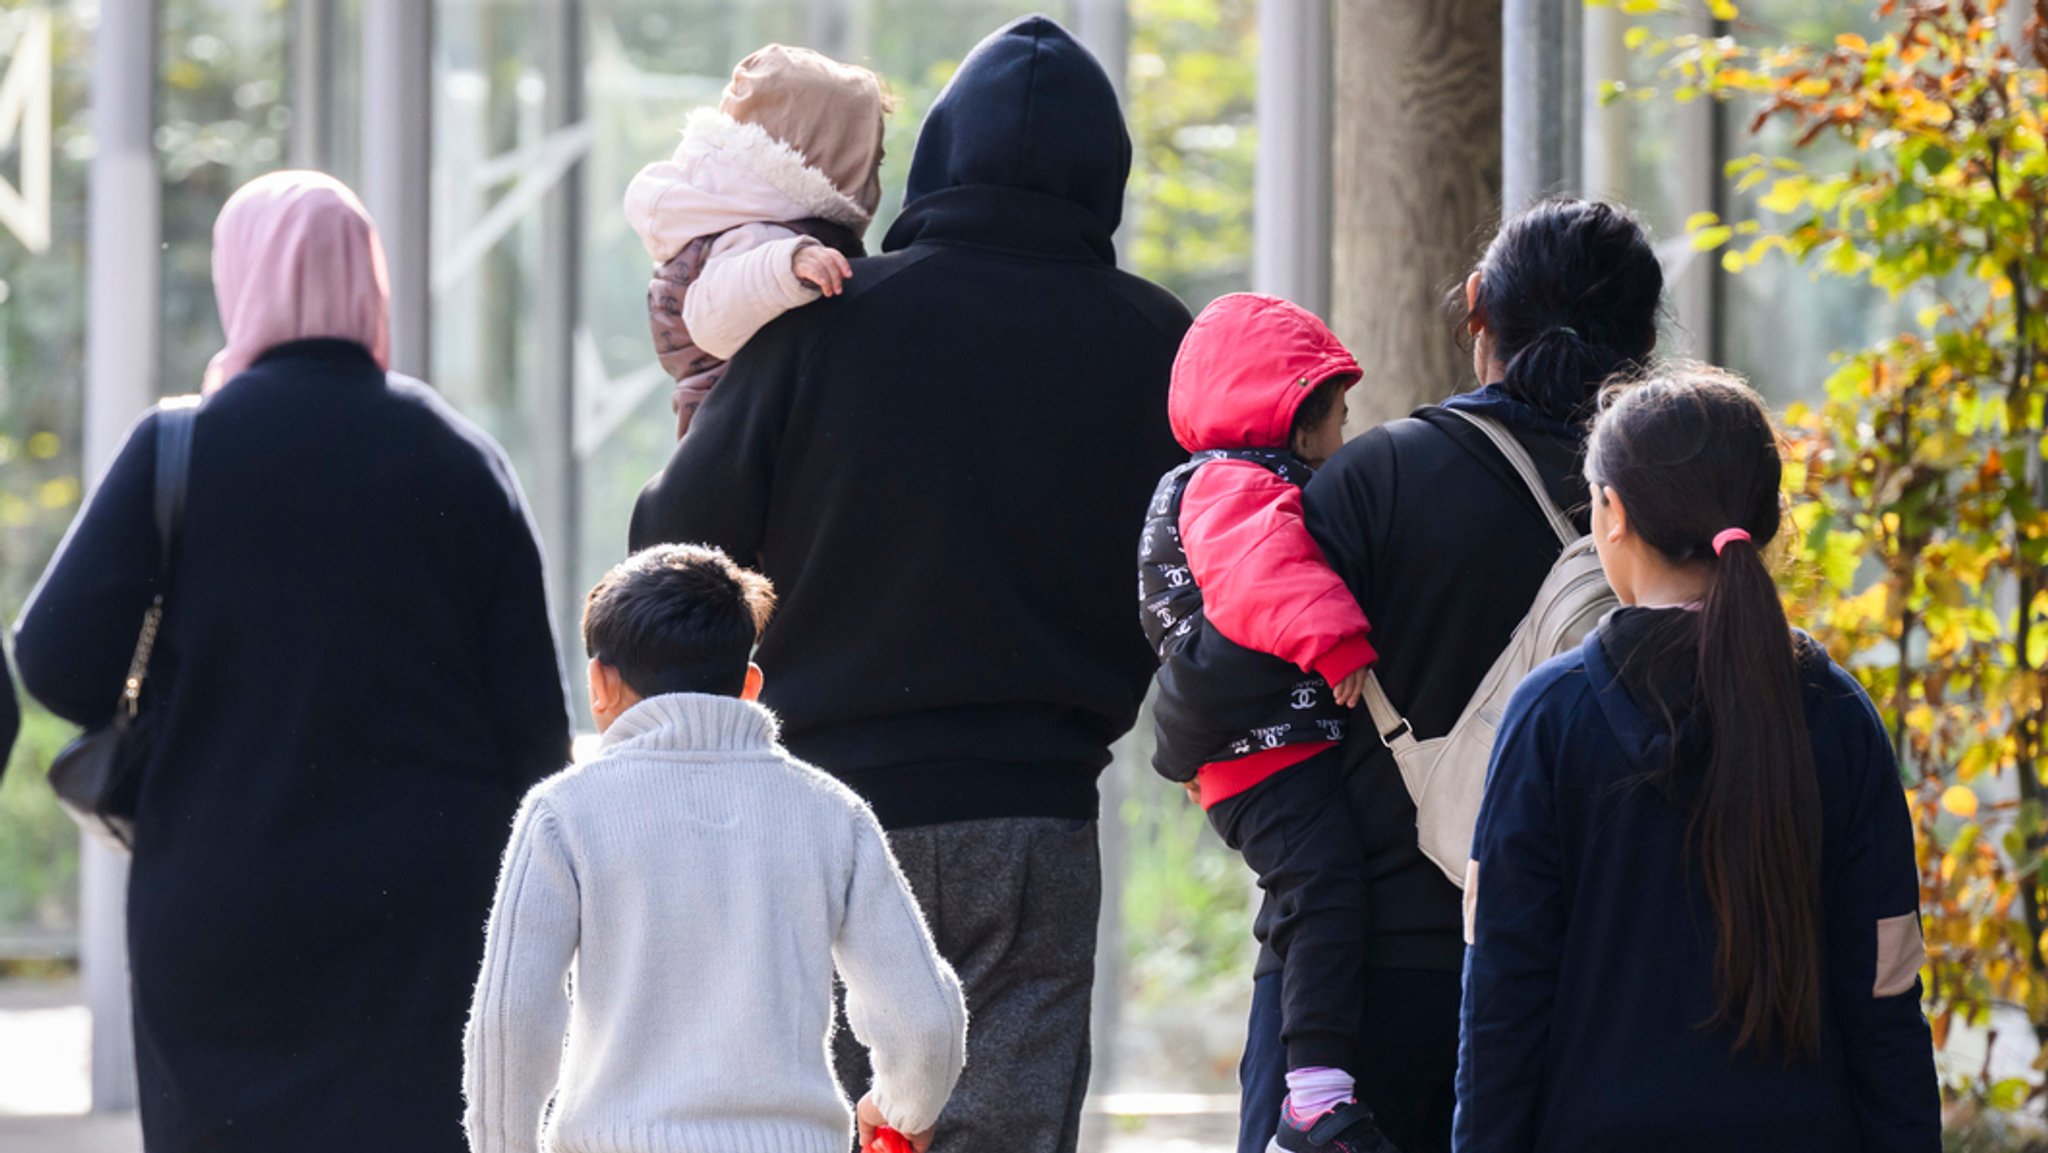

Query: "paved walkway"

xmin=0 ymin=979 xmax=1233 ymax=1153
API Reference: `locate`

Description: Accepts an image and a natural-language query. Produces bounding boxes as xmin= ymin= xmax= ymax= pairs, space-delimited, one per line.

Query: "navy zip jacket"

xmin=1456 ymin=607 xmax=1939 ymax=1153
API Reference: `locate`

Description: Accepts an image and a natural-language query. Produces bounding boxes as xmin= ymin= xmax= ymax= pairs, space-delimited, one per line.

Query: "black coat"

xmin=1158 ymin=400 xmax=1590 ymax=977
xmin=1 ymin=643 xmax=17 ymax=779
xmin=630 ymin=17 xmax=1190 ymax=830
xmin=14 ymin=339 xmax=572 ymax=1153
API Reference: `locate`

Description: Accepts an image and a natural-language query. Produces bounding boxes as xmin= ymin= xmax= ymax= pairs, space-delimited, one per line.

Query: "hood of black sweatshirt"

xmin=883 ymin=15 xmax=1130 ymax=259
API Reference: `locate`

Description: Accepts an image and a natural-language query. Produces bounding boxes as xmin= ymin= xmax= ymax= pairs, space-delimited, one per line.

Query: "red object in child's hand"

xmin=869 ymin=1128 xmax=915 ymax=1153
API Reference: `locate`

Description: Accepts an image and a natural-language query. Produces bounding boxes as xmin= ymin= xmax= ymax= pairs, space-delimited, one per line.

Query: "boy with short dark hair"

xmin=464 ymin=544 xmax=967 ymax=1153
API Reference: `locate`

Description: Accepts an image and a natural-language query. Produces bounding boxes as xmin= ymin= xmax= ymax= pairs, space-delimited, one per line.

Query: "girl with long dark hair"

xmin=1454 ymin=365 xmax=1939 ymax=1151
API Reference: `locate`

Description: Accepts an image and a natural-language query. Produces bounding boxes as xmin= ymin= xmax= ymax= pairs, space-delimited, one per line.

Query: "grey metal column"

xmin=1670 ymin=7 xmax=1724 ymax=360
xmin=81 ymin=0 xmax=159 ymax=1111
xmin=290 ymin=0 xmax=334 ymax=171
xmin=535 ymin=0 xmax=582 ymax=661
xmin=1502 ymin=0 xmax=1582 ymax=211
xmin=362 ymin=0 xmax=432 ymax=378
xmin=1069 ymin=0 xmax=1129 ymax=1119
xmin=1073 ymin=0 xmax=1129 ymax=99
xmin=1253 ymin=0 xmax=1331 ymax=318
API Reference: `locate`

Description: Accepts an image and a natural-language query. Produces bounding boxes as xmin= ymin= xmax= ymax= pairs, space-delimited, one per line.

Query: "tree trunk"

xmin=1330 ymin=0 xmax=1503 ymax=432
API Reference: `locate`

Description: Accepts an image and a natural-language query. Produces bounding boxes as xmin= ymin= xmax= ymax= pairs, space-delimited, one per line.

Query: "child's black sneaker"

xmin=1268 ymin=1101 xmax=1402 ymax=1153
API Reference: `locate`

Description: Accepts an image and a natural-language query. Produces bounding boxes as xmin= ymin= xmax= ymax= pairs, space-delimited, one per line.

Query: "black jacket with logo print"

xmin=1139 ymin=447 xmax=1349 ymax=783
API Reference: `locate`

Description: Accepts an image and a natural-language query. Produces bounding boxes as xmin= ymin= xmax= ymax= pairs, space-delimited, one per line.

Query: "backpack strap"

xmin=153 ymin=396 xmax=200 ymax=576
xmin=1359 ymin=669 xmax=1418 ymax=754
xmin=1443 ymin=408 xmax=1577 ymax=547
xmin=1356 ymin=410 xmax=1578 ymax=749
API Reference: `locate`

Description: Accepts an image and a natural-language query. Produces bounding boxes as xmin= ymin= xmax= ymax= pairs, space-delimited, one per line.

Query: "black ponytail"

xmin=1469 ymin=199 xmax=1664 ymax=423
xmin=1586 ymin=364 xmax=1825 ymax=1062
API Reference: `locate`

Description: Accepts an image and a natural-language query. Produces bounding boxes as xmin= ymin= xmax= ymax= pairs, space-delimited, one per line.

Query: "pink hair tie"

xmin=1712 ymin=528 xmax=1752 ymax=556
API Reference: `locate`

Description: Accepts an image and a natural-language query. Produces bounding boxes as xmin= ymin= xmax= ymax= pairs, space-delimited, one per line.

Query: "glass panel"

xmin=158 ymin=0 xmax=290 ymax=398
xmin=0 ymin=0 xmax=91 ymax=958
xmin=432 ymin=0 xmax=548 ymax=450
xmin=1717 ymin=0 xmax=1907 ymax=405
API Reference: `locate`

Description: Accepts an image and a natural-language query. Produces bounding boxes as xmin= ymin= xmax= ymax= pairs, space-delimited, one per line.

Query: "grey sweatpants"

xmin=835 ymin=816 xmax=1101 ymax=1153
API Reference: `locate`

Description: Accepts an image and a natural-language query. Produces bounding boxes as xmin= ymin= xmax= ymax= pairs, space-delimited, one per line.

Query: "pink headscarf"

xmin=202 ymin=171 xmax=392 ymax=394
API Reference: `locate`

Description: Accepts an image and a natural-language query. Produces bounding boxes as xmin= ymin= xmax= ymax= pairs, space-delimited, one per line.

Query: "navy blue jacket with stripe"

xmin=1455 ymin=606 xmax=1939 ymax=1153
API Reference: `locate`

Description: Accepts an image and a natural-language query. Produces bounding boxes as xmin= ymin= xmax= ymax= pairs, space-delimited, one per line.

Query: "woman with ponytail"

xmin=1454 ymin=365 xmax=1938 ymax=1151
xmin=1200 ymin=199 xmax=1665 ymax=1153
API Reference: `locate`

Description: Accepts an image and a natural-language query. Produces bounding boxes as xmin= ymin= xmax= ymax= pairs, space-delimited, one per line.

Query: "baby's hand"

xmin=794 ymin=244 xmax=852 ymax=297
xmin=1332 ymin=667 xmax=1373 ymax=710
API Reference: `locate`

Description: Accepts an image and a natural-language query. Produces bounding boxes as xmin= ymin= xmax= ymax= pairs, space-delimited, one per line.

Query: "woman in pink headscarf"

xmin=16 ymin=171 xmax=572 ymax=1153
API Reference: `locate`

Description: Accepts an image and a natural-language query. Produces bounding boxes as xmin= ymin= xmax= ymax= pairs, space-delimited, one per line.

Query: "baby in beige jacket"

xmin=624 ymin=46 xmax=890 ymax=438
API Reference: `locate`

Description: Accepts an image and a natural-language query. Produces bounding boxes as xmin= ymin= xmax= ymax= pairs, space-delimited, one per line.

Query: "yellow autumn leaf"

xmin=1708 ymin=0 xmax=1739 ymax=19
xmin=1837 ymin=33 xmax=1869 ymax=53
xmin=1760 ymin=177 xmax=1808 ymax=214
xmin=36 ymin=477 xmax=78 ymax=510
xmin=1942 ymin=785 xmax=1979 ymax=818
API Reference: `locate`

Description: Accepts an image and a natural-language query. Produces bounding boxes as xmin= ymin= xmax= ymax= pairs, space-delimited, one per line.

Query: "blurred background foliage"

xmin=1619 ymin=0 xmax=2048 ymax=1132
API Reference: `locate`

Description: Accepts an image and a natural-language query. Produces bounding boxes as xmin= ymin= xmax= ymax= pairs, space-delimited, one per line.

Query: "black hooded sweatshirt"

xmin=629 ymin=16 xmax=1191 ymax=829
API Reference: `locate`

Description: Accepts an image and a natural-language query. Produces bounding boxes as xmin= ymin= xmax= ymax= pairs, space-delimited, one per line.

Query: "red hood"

xmin=1168 ymin=293 xmax=1361 ymax=452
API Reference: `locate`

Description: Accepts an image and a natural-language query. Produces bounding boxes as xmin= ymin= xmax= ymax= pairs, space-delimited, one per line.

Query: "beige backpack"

xmin=1358 ymin=409 xmax=1617 ymax=890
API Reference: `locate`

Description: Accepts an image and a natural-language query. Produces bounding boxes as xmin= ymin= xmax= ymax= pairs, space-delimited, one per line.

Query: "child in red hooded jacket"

xmin=1138 ymin=294 xmax=1395 ymax=1153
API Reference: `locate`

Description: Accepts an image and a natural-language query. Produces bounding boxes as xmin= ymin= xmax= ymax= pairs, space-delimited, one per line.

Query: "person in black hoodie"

xmin=628 ymin=17 xmax=1190 ymax=1153
xmin=1456 ymin=365 xmax=1939 ymax=1152
xmin=1200 ymin=200 xmax=1666 ymax=1153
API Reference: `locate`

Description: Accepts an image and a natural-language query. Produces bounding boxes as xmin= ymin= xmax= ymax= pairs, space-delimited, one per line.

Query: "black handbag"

xmin=47 ymin=397 xmax=198 ymax=853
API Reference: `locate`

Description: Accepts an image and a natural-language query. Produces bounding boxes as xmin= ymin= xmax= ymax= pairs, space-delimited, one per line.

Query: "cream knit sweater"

xmin=463 ymin=693 xmax=968 ymax=1153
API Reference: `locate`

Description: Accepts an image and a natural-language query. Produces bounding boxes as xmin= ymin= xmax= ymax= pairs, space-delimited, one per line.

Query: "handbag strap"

xmin=1359 ymin=410 xmax=1578 ymax=746
xmin=119 ymin=397 xmax=198 ymax=720
xmin=153 ymin=396 xmax=199 ymax=575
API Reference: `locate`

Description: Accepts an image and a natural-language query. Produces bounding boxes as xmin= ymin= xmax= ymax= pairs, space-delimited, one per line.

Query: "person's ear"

xmin=589 ymin=657 xmax=624 ymax=718
xmin=740 ymin=662 xmax=765 ymax=702
xmin=1601 ymin=485 xmax=1630 ymax=544
xmin=1464 ymin=272 xmax=1485 ymax=334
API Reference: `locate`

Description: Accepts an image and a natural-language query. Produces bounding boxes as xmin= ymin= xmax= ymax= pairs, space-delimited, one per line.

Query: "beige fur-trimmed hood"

xmin=625 ymin=108 xmax=876 ymax=265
